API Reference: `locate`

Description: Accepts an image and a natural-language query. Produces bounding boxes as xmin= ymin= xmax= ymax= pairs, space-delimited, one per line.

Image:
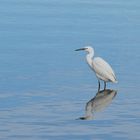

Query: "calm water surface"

xmin=0 ymin=0 xmax=140 ymax=140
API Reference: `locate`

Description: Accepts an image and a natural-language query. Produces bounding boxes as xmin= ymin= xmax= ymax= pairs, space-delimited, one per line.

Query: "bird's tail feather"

xmin=113 ymin=80 xmax=118 ymax=83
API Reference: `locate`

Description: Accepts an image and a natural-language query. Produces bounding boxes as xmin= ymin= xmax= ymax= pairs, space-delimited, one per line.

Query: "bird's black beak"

xmin=75 ymin=48 xmax=86 ymax=51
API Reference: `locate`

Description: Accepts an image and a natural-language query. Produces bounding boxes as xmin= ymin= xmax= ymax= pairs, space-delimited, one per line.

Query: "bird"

xmin=75 ymin=46 xmax=117 ymax=91
xmin=79 ymin=89 xmax=117 ymax=120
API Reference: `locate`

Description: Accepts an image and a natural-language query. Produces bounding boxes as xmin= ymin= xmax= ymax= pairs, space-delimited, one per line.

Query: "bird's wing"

xmin=92 ymin=57 xmax=117 ymax=82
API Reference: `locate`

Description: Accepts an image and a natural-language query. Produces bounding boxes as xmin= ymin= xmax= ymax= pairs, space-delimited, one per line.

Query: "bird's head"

xmin=75 ymin=46 xmax=94 ymax=54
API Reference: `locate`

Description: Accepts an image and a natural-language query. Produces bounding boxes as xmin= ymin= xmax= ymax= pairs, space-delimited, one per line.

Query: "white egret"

xmin=75 ymin=46 xmax=117 ymax=90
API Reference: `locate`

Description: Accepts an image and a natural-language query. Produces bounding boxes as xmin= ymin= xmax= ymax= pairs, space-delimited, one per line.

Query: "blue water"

xmin=0 ymin=0 xmax=140 ymax=139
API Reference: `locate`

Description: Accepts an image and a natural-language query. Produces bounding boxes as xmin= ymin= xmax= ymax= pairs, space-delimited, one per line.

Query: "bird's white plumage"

xmin=92 ymin=57 xmax=117 ymax=82
xmin=75 ymin=46 xmax=117 ymax=89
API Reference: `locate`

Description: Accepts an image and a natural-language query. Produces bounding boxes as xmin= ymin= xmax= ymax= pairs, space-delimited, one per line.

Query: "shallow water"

xmin=0 ymin=0 xmax=140 ymax=140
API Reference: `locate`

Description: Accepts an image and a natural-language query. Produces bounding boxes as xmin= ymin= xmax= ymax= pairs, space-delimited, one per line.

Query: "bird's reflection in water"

xmin=79 ymin=89 xmax=117 ymax=120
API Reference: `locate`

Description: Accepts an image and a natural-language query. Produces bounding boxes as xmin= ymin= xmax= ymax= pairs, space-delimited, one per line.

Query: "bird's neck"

xmin=86 ymin=52 xmax=94 ymax=68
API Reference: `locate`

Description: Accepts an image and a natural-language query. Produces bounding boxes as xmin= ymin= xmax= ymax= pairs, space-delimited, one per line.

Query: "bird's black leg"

xmin=104 ymin=82 xmax=106 ymax=90
xmin=98 ymin=80 xmax=100 ymax=91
